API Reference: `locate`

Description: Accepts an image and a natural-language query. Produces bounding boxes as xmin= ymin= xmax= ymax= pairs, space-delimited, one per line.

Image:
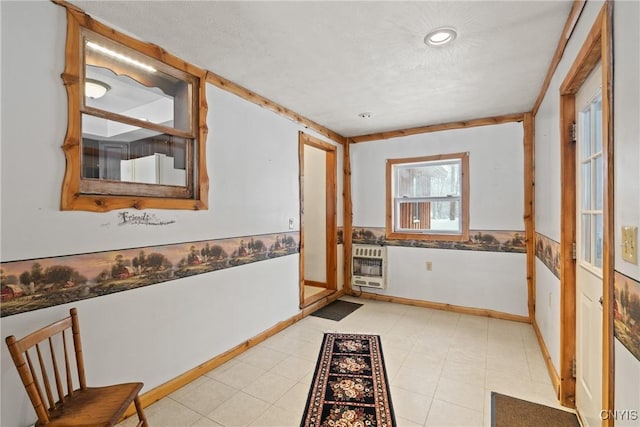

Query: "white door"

xmin=575 ymin=63 xmax=603 ymax=427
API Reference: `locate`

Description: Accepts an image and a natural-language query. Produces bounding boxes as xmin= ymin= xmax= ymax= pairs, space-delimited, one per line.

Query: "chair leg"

xmin=134 ymin=395 xmax=149 ymax=427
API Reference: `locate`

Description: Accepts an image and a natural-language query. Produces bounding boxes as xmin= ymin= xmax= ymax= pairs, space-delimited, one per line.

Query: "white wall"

xmin=0 ymin=2 xmax=343 ymax=426
xmin=387 ymin=246 xmax=527 ymax=315
xmin=303 ymin=144 xmax=327 ymax=283
xmin=535 ymin=259 xmax=561 ymax=370
xmin=613 ymin=0 xmax=640 ymax=421
xmin=350 ymin=122 xmax=527 ymax=316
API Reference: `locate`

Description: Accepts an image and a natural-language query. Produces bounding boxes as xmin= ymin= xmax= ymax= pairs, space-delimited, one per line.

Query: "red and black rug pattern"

xmin=301 ymin=333 xmax=395 ymax=427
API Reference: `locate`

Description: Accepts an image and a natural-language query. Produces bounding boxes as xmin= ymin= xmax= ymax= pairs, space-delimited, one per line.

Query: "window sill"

xmin=385 ymin=230 xmax=469 ymax=242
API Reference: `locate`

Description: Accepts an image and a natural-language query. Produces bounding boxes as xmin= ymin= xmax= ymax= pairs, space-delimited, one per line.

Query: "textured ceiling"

xmin=71 ymin=1 xmax=573 ymax=137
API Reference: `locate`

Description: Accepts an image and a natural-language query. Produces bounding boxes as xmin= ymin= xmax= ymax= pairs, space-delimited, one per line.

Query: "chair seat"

xmin=41 ymin=382 xmax=143 ymax=427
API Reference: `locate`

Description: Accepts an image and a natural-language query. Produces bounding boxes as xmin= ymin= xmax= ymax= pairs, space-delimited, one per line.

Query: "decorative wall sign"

xmin=118 ymin=212 xmax=176 ymax=226
xmin=0 ymin=231 xmax=299 ymax=317
xmin=535 ymin=233 xmax=560 ymax=278
xmin=614 ymin=271 xmax=640 ymax=361
xmin=351 ymin=227 xmax=526 ymax=253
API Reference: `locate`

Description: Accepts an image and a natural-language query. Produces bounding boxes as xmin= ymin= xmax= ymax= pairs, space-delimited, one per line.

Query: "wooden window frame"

xmin=386 ymin=152 xmax=469 ymax=242
xmin=59 ymin=5 xmax=209 ymax=212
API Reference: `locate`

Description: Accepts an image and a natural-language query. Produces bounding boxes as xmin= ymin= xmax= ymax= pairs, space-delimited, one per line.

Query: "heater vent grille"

xmin=352 ymin=244 xmax=387 ymax=289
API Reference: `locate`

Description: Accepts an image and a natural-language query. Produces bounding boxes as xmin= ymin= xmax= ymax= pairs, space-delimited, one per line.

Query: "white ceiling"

xmin=71 ymin=1 xmax=573 ymax=138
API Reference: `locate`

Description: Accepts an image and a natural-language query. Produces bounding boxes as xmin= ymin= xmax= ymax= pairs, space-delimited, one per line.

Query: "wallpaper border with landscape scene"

xmin=351 ymin=227 xmax=526 ymax=253
xmin=0 ymin=231 xmax=300 ymax=318
xmin=614 ymin=271 xmax=640 ymax=362
xmin=535 ymin=232 xmax=560 ymax=279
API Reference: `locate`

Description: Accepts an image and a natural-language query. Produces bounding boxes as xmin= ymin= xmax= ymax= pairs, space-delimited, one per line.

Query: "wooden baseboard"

xmin=122 ymin=289 xmax=345 ymax=419
xmin=352 ymin=291 xmax=531 ymax=323
xmin=532 ymin=318 xmax=562 ymax=401
xmin=302 ymin=289 xmax=344 ymax=316
xmin=302 ymin=288 xmax=335 ymax=308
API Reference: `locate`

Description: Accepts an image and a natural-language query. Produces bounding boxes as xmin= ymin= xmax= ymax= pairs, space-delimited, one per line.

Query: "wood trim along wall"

xmin=354 ymin=291 xmax=531 ymax=324
xmin=349 ymin=113 xmax=525 ymax=144
xmin=206 ymin=72 xmax=346 ymax=145
xmin=559 ymin=91 xmax=577 ymax=408
xmin=121 ymin=288 xmax=346 ymax=420
xmin=523 ymin=113 xmax=536 ymax=321
xmin=601 ymin=3 xmax=614 ymax=424
xmin=326 ymin=146 xmax=338 ymax=291
xmin=343 ymin=139 xmax=353 ymax=294
xmin=532 ymin=0 xmax=587 ymax=116
xmin=556 ymin=3 xmax=613 ymax=421
xmin=298 ymin=135 xmax=306 ymax=308
xmin=533 ymin=319 xmax=562 ymax=398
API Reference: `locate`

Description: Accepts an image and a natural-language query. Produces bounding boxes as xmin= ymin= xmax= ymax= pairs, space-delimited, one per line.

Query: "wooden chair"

xmin=5 ymin=308 xmax=149 ymax=426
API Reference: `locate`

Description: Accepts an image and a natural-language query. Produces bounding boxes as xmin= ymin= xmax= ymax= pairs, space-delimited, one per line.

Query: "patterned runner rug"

xmin=301 ymin=333 xmax=395 ymax=427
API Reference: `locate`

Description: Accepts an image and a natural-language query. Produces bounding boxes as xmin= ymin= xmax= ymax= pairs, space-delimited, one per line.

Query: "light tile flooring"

xmin=121 ymin=296 xmax=569 ymax=427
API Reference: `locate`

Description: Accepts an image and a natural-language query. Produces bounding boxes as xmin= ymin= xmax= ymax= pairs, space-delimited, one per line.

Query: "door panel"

xmin=575 ymin=63 xmax=603 ymax=427
xmin=99 ymin=142 xmax=129 ymax=181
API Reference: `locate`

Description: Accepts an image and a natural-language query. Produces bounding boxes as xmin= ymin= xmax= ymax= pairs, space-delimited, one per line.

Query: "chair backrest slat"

xmin=62 ymin=329 xmax=74 ymax=397
xmin=24 ymin=350 xmax=50 ymax=423
xmin=49 ymin=336 xmax=65 ymax=404
xmin=70 ymin=308 xmax=86 ymax=389
xmin=35 ymin=343 xmax=56 ymax=410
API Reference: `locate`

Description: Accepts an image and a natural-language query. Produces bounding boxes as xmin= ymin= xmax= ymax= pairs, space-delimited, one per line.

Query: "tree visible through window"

xmin=386 ymin=153 xmax=469 ymax=241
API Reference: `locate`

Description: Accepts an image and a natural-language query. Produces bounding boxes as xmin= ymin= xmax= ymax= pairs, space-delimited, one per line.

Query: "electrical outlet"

xmin=621 ymin=226 xmax=638 ymax=264
xmin=426 ymin=261 xmax=432 ymax=271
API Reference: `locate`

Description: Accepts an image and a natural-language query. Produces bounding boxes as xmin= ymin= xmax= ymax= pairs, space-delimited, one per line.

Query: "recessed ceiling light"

xmin=424 ymin=27 xmax=457 ymax=47
xmin=358 ymin=112 xmax=373 ymax=119
xmin=85 ymin=78 xmax=111 ymax=99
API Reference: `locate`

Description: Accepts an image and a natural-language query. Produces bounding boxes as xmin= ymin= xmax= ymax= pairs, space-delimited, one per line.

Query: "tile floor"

xmin=120 ymin=296 xmax=568 ymax=427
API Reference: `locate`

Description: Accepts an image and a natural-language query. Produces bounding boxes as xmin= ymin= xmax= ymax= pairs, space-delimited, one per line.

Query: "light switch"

xmin=621 ymin=226 xmax=638 ymax=264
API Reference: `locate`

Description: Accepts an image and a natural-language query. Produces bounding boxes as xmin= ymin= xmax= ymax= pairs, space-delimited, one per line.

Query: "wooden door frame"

xmin=558 ymin=3 xmax=613 ymax=424
xmin=299 ymin=132 xmax=338 ymax=308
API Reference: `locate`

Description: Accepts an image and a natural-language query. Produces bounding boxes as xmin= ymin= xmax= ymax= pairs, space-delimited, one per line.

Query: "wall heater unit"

xmin=352 ymin=244 xmax=387 ymax=289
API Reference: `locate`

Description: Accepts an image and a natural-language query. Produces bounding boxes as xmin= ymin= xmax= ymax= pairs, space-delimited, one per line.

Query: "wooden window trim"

xmin=59 ymin=5 xmax=209 ymax=212
xmin=386 ymin=152 xmax=469 ymax=242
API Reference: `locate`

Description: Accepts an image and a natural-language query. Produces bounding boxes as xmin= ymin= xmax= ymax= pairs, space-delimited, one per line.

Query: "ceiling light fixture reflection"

xmin=85 ymin=78 xmax=111 ymax=99
xmin=86 ymin=41 xmax=157 ymax=73
xmin=424 ymin=27 xmax=457 ymax=47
